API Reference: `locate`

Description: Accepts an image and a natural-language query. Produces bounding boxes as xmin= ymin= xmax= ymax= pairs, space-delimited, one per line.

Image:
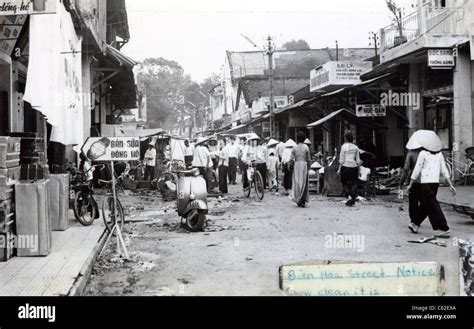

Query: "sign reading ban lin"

xmin=81 ymin=137 xmax=140 ymax=162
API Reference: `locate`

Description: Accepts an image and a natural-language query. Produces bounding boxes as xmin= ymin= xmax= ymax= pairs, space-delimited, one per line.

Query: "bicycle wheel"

xmin=254 ymin=171 xmax=265 ymax=200
xmin=73 ymin=191 xmax=96 ymax=226
xmin=244 ymin=182 xmax=251 ymax=197
xmin=102 ymin=195 xmax=125 ymax=233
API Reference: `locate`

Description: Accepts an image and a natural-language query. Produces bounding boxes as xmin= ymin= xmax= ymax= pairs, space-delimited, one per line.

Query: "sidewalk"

xmin=0 ymin=213 xmax=105 ymax=296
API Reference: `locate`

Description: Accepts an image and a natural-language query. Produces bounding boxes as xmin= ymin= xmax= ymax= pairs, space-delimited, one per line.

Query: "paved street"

xmin=85 ymin=180 xmax=474 ymax=296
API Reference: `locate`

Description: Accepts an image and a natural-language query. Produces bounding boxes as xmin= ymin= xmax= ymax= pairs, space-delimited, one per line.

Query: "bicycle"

xmin=243 ymin=161 xmax=264 ymax=200
xmin=98 ymin=178 xmax=125 ymax=233
xmin=443 ymin=148 xmax=474 ymax=185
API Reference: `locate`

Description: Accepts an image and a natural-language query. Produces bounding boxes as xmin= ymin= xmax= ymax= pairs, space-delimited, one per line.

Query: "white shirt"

xmin=267 ymin=155 xmax=279 ymax=174
xmin=281 ymin=147 xmax=293 ymax=164
xmin=185 ymin=144 xmax=194 ymax=156
xmin=192 ymin=145 xmax=212 ymax=168
xmin=242 ymin=145 xmax=257 ymax=163
xmin=339 ymin=143 xmax=361 ymax=168
xmin=256 ymin=146 xmax=267 ymax=163
xmin=144 ymin=148 xmax=157 ymax=167
xmin=276 ymin=142 xmax=285 ymax=158
xmin=228 ymin=143 xmax=240 ymax=158
xmin=219 ymin=145 xmax=230 ymax=167
xmin=411 ymin=150 xmax=450 ymax=184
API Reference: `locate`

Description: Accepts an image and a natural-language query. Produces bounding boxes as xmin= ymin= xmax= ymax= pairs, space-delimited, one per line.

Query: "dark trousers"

xmin=340 ymin=166 xmax=358 ymax=201
xmin=256 ymin=163 xmax=267 ymax=188
xmin=409 ymin=183 xmax=427 ymax=225
xmin=417 ymin=183 xmax=450 ymax=231
xmin=219 ymin=165 xmax=228 ymax=194
xmin=283 ymin=164 xmax=292 ymax=190
xmin=184 ymin=155 xmax=193 ymax=168
xmin=196 ymin=167 xmax=209 ymax=190
xmin=228 ymin=157 xmax=238 ymax=184
xmin=144 ymin=165 xmax=155 ymax=181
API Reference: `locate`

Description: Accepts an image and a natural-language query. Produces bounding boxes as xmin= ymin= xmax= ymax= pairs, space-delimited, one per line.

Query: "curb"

xmin=67 ymin=228 xmax=108 ymax=296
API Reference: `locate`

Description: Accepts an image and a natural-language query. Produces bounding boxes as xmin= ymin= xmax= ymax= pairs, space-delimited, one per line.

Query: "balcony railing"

xmin=381 ymin=4 xmax=468 ymax=52
xmin=381 ymin=10 xmax=421 ymax=51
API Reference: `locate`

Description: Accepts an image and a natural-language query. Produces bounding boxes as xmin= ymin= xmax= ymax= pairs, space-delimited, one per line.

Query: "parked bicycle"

xmin=444 ymin=147 xmax=474 ymax=185
xmin=243 ymin=161 xmax=264 ymax=200
xmin=98 ymin=178 xmax=125 ymax=233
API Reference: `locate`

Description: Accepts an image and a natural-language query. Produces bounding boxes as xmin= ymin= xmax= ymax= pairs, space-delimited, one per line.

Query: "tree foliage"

xmin=281 ymin=39 xmax=311 ymax=51
xmin=136 ymin=58 xmax=218 ymax=131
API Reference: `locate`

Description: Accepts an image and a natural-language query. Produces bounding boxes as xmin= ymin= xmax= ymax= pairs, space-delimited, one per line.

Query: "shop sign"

xmin=428 ymin=49 xmax=454 ymax=69
xmin=289 ymin=112 xmax=309 ymax=127
xmin=0 ymin=0 xmax=56 ymax=15
xmin=81 ymin=137 xmax=141 ymax=162
xmin=310 ymin=61 xmax=373 ymax=92
xmin=356 ymin=105 xmax=386 ymax=117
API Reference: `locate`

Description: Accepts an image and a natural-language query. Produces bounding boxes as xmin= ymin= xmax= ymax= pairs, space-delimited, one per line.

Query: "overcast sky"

xmin=123 ymin=0 xmax=416 ymax=82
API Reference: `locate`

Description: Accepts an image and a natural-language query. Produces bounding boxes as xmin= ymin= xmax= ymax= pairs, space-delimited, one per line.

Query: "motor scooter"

xmin=174 ymin=168 xmax=208 ymax=232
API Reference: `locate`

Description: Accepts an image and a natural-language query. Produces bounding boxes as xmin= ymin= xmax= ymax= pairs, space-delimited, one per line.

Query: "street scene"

xmin=0 ymin=0 xmax=473 ymax=303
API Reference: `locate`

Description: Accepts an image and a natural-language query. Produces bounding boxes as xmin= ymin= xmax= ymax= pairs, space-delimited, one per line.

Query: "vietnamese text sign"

xmin=0 ymin=0 xmax=56 ymax=15
xmin=280 ymin=262 xmax=443 ymax=296
xmin=310 ymin=61 xmax=372 ymax=92
xmin=356 ymin=105 xmax=386 ymax=117
xmin=428 ymin=49 xmax=454 ymax=68
xmin=81 ymin=137 xmax=140 ymax=162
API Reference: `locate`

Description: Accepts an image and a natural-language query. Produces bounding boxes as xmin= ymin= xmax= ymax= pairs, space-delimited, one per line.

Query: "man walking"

xmin=227 ymin=137 xmax=239 ymax=185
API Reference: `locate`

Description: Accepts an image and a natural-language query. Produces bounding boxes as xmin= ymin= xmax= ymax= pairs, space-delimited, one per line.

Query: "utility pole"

xmin=369 ymin=32 xmax=380 ymax=57
xmin=266 ymin=35 xmax=275 ymax=138
xmin=336 ymin=40 xmax=339 ymax=61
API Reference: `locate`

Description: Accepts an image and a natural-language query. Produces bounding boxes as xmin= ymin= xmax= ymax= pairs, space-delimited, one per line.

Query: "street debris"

xmin=408 ymin=236 xmax=447 ymax=247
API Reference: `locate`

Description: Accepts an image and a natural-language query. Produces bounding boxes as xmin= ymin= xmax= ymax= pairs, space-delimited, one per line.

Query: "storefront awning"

xmin=96 ymin=45 xmax=138 ymax=110
xmin=307 ymin=109 xmax=387 ymax=130
xmin=223 ymin=124 xmax=248 ymax=134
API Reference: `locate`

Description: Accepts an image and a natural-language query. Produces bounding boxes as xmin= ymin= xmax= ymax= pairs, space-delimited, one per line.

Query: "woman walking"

xmin=291 ymin=132 xmax=311 ymax=208
xmin=337 ymin=132 xmax=362 ymax=207
xmin=408 ymin=146 xmax=456 ymax=238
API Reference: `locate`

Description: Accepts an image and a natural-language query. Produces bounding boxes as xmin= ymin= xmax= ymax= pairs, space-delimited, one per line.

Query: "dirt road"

xmin=85 ymin=183 xmax=474 ymax=296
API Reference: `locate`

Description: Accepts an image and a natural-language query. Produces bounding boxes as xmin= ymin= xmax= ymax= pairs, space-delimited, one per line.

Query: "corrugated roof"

xmin=239 ymin=77 xmax=309 ymax=105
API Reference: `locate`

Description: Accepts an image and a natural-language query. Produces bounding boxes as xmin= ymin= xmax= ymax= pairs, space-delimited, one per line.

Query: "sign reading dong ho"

xmin=81 ymin=137 xmax=141 ymax=162
xmin=310 ymin=61 xmax=372 ymax=92
xmin=0 ymin=0 xmax=56 ymax=15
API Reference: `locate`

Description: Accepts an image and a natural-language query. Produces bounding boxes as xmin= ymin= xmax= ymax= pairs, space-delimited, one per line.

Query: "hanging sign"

xmin=428 ymin=49 xmax=455 ymax=69
xmin=356 ymin=104 xmax=386 ymax=117
xmin=0 ymin=0 xmax=57 ymax=15
xmin=81 ymin=137 xmax=141 ymax=162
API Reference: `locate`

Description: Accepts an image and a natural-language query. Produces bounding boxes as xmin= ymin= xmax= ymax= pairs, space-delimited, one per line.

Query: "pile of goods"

xmin=0 ymin=136 xmax=20 ymax=262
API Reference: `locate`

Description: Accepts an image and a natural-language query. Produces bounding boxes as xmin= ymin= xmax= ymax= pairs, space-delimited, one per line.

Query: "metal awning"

xmin=307 ymin=109 xmax=387 ymax=130
xmin=105 ymin=45 xmax=137 ymax=69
